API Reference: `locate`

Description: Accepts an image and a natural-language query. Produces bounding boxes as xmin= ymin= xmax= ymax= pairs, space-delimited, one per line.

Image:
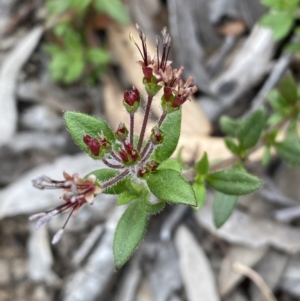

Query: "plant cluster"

xmin=260 ymin=0 xmax=300 ymax=51
xmin=44 ymin=0 xmax=130 ymax=84
xmin=29 ymin=25 xmax=300 ymax=269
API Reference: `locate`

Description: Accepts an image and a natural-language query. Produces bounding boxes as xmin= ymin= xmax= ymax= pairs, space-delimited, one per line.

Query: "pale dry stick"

xmin=233 ymin=262 xmax=278 ymax=301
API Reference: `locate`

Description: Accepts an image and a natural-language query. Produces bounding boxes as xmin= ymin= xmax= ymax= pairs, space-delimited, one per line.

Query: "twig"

xmin=233 ymin=262 xmax=278 ymax=301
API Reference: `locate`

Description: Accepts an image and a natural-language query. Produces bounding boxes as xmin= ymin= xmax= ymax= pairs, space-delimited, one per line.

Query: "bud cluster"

xmin=83 ymin=134 xmax=111 ymax=157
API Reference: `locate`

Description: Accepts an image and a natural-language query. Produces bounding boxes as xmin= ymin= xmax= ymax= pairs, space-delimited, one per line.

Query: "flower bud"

xmin=142 ymin=66 xmax=153 ymax=82
xmin=115 ymin=123 xmax=128 ymax=142
xmin=150 ymin=126 xmax=164 ymax=145
xmin=147 ymin=160 xmax=159 ymax=172
xmin=137 ymin=161 xmax=159 ymax=179
xmin=99 ymin=136 xmax=111 ymax=152
xmin=123 ymin=87 xmax=140 ymax=113
xmin=163 ymin=87 xmax=173 ymax=101
xmin=83 ymin=134 xmax=110 ymax=157
xmin=119 ymin=149 xmax=129 ymax=162
xmin=118 ymin=143 xmax=140 ymax=166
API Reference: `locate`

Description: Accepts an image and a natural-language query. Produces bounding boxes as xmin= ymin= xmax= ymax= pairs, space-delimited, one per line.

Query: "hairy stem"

xmin=110 ymin=151 xmax=121 ymax=162
xmin=101 ymin=170 xmax=130 ymax=189
xmin=137 ymin=95 xmax=153 ymax=151
xmin=141 ymin=112 xmax=167 ymax=159
xmin=130 ymin=113 xmax=134 ymax=146
xmin=102 ymin=158 xmax=124 ymax=169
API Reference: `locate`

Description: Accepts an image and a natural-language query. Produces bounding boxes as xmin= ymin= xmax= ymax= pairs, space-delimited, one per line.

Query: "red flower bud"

xmin=138 ymin=166 xmax=149 ymax=178
xmin=124 ymin=87 xmax=140 ymax=106
xmin=147 ymin=161 xmax=159 ymax=172
xmin=163 ymin=87 xmax=172 ymax=101
xmin=124 ymin=142 xmax=133 ymax=153
xmin=119 ymin=149 xmax=129 ymax=162
xmin=150 ymin=126 xmax=164 ymax=145
xmin=142 ymin=66 xmax=153 ymax=82
xmin=115 ymin=123 xmax=128 ymax=142
xmin=88 ymin=139 xmax=100 ymax=156
xmin=83 ymin=134 xmax=92 ymax=144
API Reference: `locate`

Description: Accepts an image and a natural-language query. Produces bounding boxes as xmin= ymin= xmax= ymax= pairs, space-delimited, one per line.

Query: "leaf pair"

xmin=221 ymin=109 xmax=266 ymax=157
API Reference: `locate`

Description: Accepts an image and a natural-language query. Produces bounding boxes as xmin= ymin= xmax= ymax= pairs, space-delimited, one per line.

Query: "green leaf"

xmin=275 ymin=139 xmax=300 ymax=165
xmin=213 ymin=191 xmax=238 ymax=228
xmin=262 ymin=147 xmax=272 ymax=166
xmin=206 ymin=169 xmax=263 ymax=195
xmin=151 ymin=109 xmax=181 ymax=162
xmin=224 ymin=138 xmax=240 ymax=155
xmin=145 ymin=200 xmax=165 ymax=214
xmin=260 ymin=11 xmax=294 ymax=40
xmin=195 ymin=152 xmax=209 ymax=175
xmin=64 ymin=111 xmax=115 ymax=157
xmin=285 ymin=42 xmax=300 ymax=53
xmin=86 ymin=48 xmax=110 ymax=66
xmin=117 ymin=191 xmax=138 ymax=205
xmin=146 ymin=169 xmax=197 ymax=206
xmin=220 ymin=116 xmax=241 ymax=136
xmin=278 ymin=74 xmax=298 ymax=104
xmin=267 ymin=113 xmax=283 ymax=125
xmin=261 ymin=0 xmax=300 ymax=9
xmin=192 ymin=183 xmax=206 ymax=211
xmin=113 ymin=201 xmax=148 ymax=269
xmin=157 ymin=159 xmax=182 ymax=172
xmin=237 ymin=108 xmax=266 ymax=150
xmin=90 ymin=169 xmax=129 ymax=194
xmin=94 ymin=0 xmax=130 ymax=24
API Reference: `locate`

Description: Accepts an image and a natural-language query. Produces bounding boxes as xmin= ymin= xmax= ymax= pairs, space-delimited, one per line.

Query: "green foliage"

xmin=260 ymin=11 xmax=294 ymax=40
xmin=237 ymin=109 xmax=266 ymax=150
xmin=213 ymin=192 xmax=238 ymax=228
xmin=94 ymin=0 xmax=130 ymax=24
xmin=192 ymin=183 xmax=206 ymax=211
xmin=45 ymin=0 xmax=129 ymax=84
xmin=206 ymin=169 xmax=263 ymax=195
xmin=195 ymin=152 xmax=209 ymax=175
xmin=224 ymin=138 xmax=240 ymax=155
xmin=147 ymin=169 xmax=197 ymax=206
xmin=275 ymin=139 xmax=300 ymax=165
xmin=278 ymin=74 xmax=298 ymax=104
xmin=220 ymin=116 xmax=241 ymax=136
xmin=144 ymin=200 xmax=166 ymax=215
xmin=157 ymin=159 xmax=183 ymax=172
xmin=113 ymin=201 xmax=148 ymax=269
xmin=64 ymin=111 xmax=115 ymax=158
xmin=151 ymin=109 xmax=182 ymax=163
xmin=260 ymin=0 xmax=300 ymax=45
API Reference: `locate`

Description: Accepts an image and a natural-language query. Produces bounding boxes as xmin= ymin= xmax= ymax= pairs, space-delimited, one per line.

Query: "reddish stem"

xmin=110 ymin=151 xmax=122 ymax=162
xmin=101 ymin=170 xmax=130 ymax=189
xmin=130 ymin=113 xmax=134 ymax=146
xmin=137 ymin=95 xmax=153 ymax=151
xmin=102 ymin=158 xmax=124 ymax=169
xmin=140 ymin=112 xmax=167 ymax=159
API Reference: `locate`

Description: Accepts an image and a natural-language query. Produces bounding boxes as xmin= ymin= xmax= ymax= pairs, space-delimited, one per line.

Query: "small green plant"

xmin=29 ymin=25 xmax=300 ymax=269
xmin=44 ymin=0 xmax=130 ymax=84
xmin=260 ymin=0 xmax=300 ymax=51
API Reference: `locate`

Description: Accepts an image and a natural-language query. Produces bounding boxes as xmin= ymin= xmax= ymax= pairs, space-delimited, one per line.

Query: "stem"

xmin=141 ymin=144 xmax=154 ymax=163
xmin=110 ymin=151 xmax=121 ymax=162
xmin=102 ymin=158 xmax=124 ymax=169
xmin=233 ymin=262 xmax=278 ymax=301
xmin=140 ymin=112 xmax=167 ymax=158
xmin=130 ymin=113 xmax=134 ymax=146
xmin=157 ymin=112 xmax=167 ymax=126
xmin=137 ymin=95 xmax=153 ymax=151
xmin=101 ymin=170 xmax=130 ymax=189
